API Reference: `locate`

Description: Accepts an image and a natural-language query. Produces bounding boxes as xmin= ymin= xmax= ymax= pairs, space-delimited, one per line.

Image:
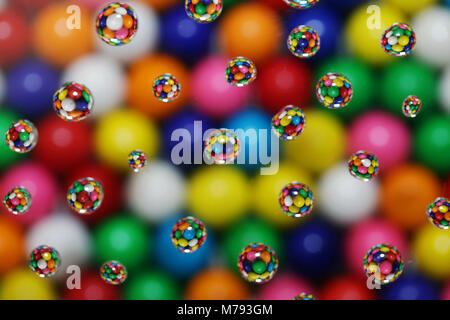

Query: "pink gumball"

xmin=255 ymin=272 xmax=315 ymax=300
xmin=442 ymin=282 xmax=450 ymax=300
xmin=347 ymin=111 xmax=411 ymax=171
xmin=73 ymin=0 xmax=111 ymax=10
xmin=190 ymin=56 xmax=251 ymax=119
xmin=345 ymin=218 xmax=408 ymax=276
xmin=0 ymin=161 xmax=58 ymax=227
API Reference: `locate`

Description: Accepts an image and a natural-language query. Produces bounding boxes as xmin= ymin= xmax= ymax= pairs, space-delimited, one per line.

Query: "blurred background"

xmin=0 ymin=0 xmax=449 ymax=300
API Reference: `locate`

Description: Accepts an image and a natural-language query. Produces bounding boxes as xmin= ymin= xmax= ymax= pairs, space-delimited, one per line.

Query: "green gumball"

xmin=0 ymin=109 xmax=22 ymax=169
xmin=316 ymin=56 xmax=375 ymax=120
xmin=222 ymin=217 xmax=283 ymax=270
xmin=93 ymin=215 xmax=150 ymax=270
xmin=380 ymin=59 xmax=437 ymax=117
xmin=124 ymin=270 xmax=180 ymax=300
xmin=414 ymin=114 xmax=450 ymax=174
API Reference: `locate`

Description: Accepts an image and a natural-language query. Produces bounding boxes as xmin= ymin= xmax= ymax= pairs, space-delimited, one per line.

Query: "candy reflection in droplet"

xmin=3 ymin=186 xmax=32 ymax=215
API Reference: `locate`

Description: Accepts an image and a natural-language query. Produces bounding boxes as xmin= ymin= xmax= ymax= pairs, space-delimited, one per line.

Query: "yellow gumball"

xmin=0 ymin=269 xmax=56 ymax=300
xmin=252 ymin=162 xmax=313 ymax=228
xmin=187 ymin=166 xmax=249 ymax=228
xmin=413 ymin=224 xmax=450 ymax=280
xmin=95 ymin=108 xmax=159 ymax=170
xmin=385 ymin=0 xmax=438 ymax=15
xmin=284 ymin=110 xmax=346 ymax=174
xmin=346 ymin=3 xmax=406 ymax=65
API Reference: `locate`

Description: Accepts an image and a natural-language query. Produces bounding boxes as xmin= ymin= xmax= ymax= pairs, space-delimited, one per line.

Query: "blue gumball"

xmin=285 ymin=4 xmax=341 ymax=59
xmin=380 ymin=273 xmax=439 ymax=300
xmin=286 ymin=219 xmax=340 ymax=278
xmin=326 ymin=0 xmax=370 ymax=9
xmin=153 ymin=215 xmax=214 ymax=278
xmin=223 ymin=107 xmax=275 ymax=171
xmin=162 ymin=108 xmax=214 ymax=168
xmin=5 ymin=59 xmax=59 ymax=118
xmin=160 ymin=5 xmax=214 ymax=62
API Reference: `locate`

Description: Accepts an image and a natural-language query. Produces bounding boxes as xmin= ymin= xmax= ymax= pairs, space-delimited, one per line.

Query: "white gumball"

xmin=96 ymin=1 xmax=159 ymax=63
xmin=317 ymin=162 xmax=379 ymax=225
xmin=412 ymin=7 xmax=450 ymax=67
xmin=26 ymin=212 xmax=92 ymax=280
xmin=106 ymin=13 xmax=123 ymax=31
xmin=439 ymin=64 xmax=450 ymax=114
xmin=61 ymin=53 xmax=125 ymax=118
xmin=127 ymin=160 xmax=186 ymax=223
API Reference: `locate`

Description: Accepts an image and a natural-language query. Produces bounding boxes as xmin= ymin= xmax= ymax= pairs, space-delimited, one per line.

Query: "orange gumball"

xmin=185 ymin=268 xmax=250 ymax=300
xmin=32 ymin=2 xmax=93 ymax=68
xmin=127 ymin=54 xmax=189 ymax=119
xmin=218 ymin=3 xmax=283 ymax=63
xmin=380 ymin=163 xmax=441 ymax=230
xmin=0 ymin=217 xmax=25 ymax=274
xmin=139 ymin=0 xmax=179 ymax=11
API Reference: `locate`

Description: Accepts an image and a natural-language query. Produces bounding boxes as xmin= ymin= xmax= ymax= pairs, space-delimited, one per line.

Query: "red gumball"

xmin=321 ymin=275 xmax=375 ymax=300
xmin=257 ymin=56 xmax=312 ymax=114
xmin=63 ymin=271 xmax=120 ymax=300
xmin=444 ymin=175 xmax=450 ymax=199
xmin=65 ymin=163 xmax=122 ymax=224
xmin=12 ymin=0 xmax=53 ymax=10
xmin=33 ymin=115 xmax=92 ymax=173
xmin=0 ymin=8 xmax=29 ymax=66
xmin=258 ymin=0 xmax=290 ymax=10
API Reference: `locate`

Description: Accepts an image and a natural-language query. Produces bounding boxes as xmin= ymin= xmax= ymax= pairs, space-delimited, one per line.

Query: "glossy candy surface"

xmin=271 ymin=105 xmax=306 ymax=141
xmin=171 ymin=216 xmax=207 ymax=253
xmin=53 ymin=82 xmax=93 ymax=122
xmin=29 ymin=245 xmax=60 ymax=278
xmin=381 ymin=23 xmax=416 ymax=57
xmin=316 ymin=73 xmax=353 ymax=109
xmin=96 ymin=2 xmax=138 ymax=46
xmin=287 ymin=25 xmax=320 ymax=59
xmin=238 ymin=243 xmax=278 ymax=284
xmin=3 ymin=186 xmax=32 ymax=215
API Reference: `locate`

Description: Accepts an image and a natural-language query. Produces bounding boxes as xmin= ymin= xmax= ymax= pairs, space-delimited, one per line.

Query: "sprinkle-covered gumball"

xmin=152 ymin=74 xmax=181 ymax=103
xmin=363 ymin=244 xmax=404 ymax=285
xmin=29 ymin=245 xmax=61 ymax=278
xmin=426 ymin=197 xmax=450 ymax=230
xmin=283 ymin=0 xmax=320 ymax=9
xmin=96 ymin=2 xmax=138 ymax=46
xmin=185 ymin=0 xmax=223 ymax=24
xmin=279 ymin=182 xmax=314 ymax=218
xmin=402 ymin=95 xmax=422 ymax=118
xmin=238 ymin=243 xmax=278 ymax=284
xmin=3 ymin=186 xmax=32 ymax=215
xmin=316 ymin=73 xmax=353 ymax=109
xmin=271 ymin=105 xmax=306 ymax=141
xmin=381 ymin=23 xmax=416 ymax=57
xmin=53 ymin=82 xmax=93 ymax=122
xmin=128 ymin=149 xmax=148 ymax=172
xmin=171 ymin=216 xmax=207 ymax=253
xmin=67 ymin=177 xmax=104 ymax=215
xmin=287 ymin=25 xmax=320 ymax=59
xmin=294 ymin=293 xmax=317 ymax=300
xmin=204 ymin=129 xmax=240 ymax=164
xmin=100 ymin=260 xmax=128 ymax=285
xmin=226 ymin=57 xmax=257 ymax=87
xmin=348 ymin=150 xmax=379 ymax=181
xmin=5 ymin=119 xmax=38 ymax=153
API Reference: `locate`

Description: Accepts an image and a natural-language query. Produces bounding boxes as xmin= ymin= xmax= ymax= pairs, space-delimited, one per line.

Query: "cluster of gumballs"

xmin=128 ymin=150 xmax=148 ymax=172
xmin=279 ymin=182 xmax=314 ymax=218
xmin=53 ymin=82 xmax=93 ymax=122
xmin=5 ymin=119 xmax=38 ymax=154
xmin=381 ymin=23 xmax=416 ymax=57
xmin=271 ymin=105 xmax=306 ymax=141
xmin=347 ymin=151 xmax=380 ymax=182
xmin=287 ymin=25 xmax=320 ymax=59
xmin=2 ymin=186 xmax=32 ymax=215
xmin=363 ymin=244 xmax=404 ymax=285
xmin=204 ymin=129 xmax=241 ymax=164
xmin=171 ymin=216 xmax=208 ymax=253
xmin=426 ymin=197 xmax=450 ymax=230
xmin=96 ymin=2 xmax=138 ymax=46
xmin=67 ymin=177 xmax=104 ymax=215
xmin=225 ymin=57 xmax=257 ymax=87
xmin=237 ymin=243 xmax=279 ymax=284
xmin=316 ymin=73 xmax=353 ymax=109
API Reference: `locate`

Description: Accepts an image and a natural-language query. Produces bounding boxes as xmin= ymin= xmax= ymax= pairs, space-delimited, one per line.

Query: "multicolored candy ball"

xmin=238 ymin=243 xmax=278 ymax=284
xmin=283 ymin=0 xmax=320 ymax=9
xmin=381 ymin=23 xmax=416 ymax=57
xmin=316 ymin=73 xmax=353 ymax=109
xmin=279 ymin=182 xmax=314 ymax=218
xmin=294 ymin=293 xmax=317 ymax=300
xmin=29 ymin=245 xmax=61 ymax=278
xmin=5 ymin=119 xmax=38 ymax=153
xmin=3 ymin=186 xmax=32 ymax=215
xmin=100 ymin=260 xmax=128 ymax=285
xmin=171 ymin=216 xmax=207 ymax=253
xmin=287 ymin=25 xmax=320 ymax=59
xmin=204 ymin=129 xmax=240 ymax=164
xmin=185 ymin=0 xmax=223 ymax=24
xmin=53 ymin=82 xmax=93 ymax=122
xmin=67 ymin=177 xmax=104 ymax=215
xmin=226 ymin=57 xmax=257 ymax=87
xmin=96 ymin=2 xmax=138 ymax=46
xmin=152 ymin=74 xmax=181 ymax=103
xmin=348 ymin=151 xmax=379 ymax=181
xmin=363 ymin=244 xmax=404 ymax=285
xmin=271 ymin=105 xmax=306 ymax=141
xmin=128 ymin=149 xmax=148 ymax=172
xmin=402 ymin=95 xmax=422 ymax=118
xmin=426 ymin=197 xmax=450 ymax=230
